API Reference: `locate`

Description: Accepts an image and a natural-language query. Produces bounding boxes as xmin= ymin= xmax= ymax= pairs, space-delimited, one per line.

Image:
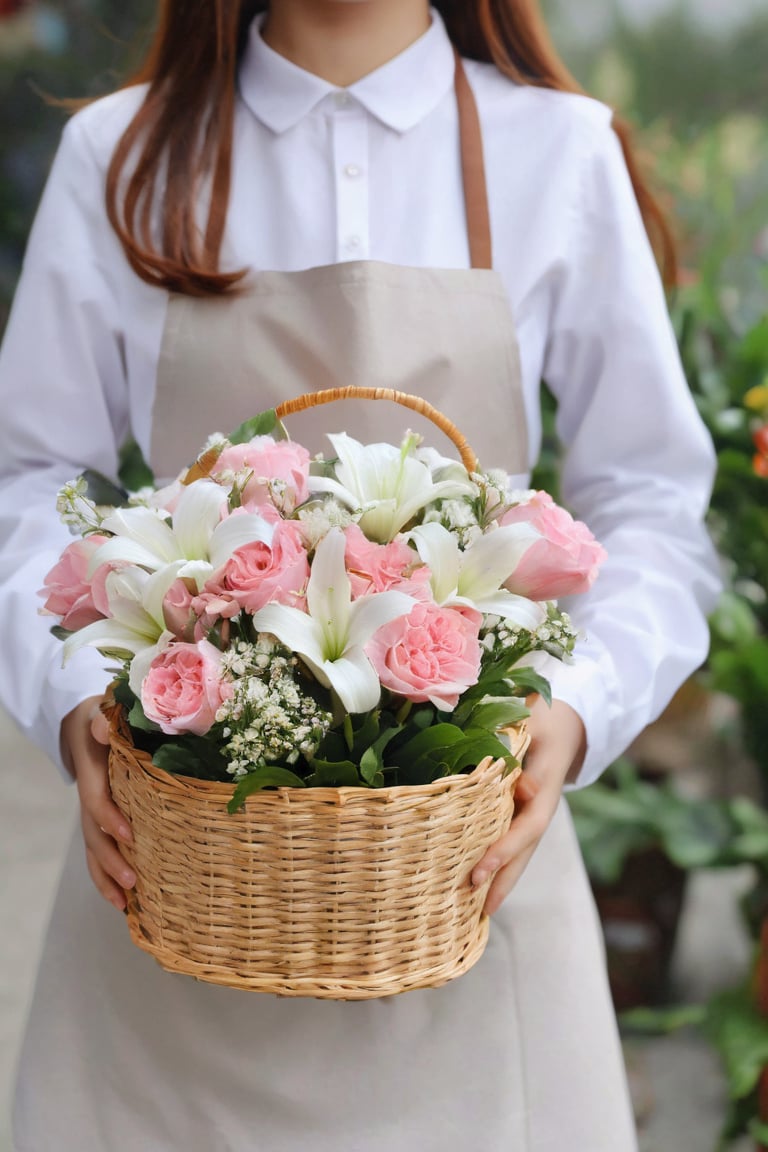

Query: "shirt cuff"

xmin=537 ymin=638 xmax=621 ymax=790
xmin=40 ymin=648 xmax=115 ymax=782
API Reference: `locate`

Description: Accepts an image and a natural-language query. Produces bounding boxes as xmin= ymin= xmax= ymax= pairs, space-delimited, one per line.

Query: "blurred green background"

xmin=0 ymin=1 xmax=767 ymax=1147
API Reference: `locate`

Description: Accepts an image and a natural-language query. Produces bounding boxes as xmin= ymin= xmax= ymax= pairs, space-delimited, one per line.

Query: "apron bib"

xmin=13 ymin=57 xmax=637 ymax=1152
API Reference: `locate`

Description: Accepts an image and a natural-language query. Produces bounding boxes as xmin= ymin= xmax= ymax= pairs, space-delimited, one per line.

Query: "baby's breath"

xmin=481 ymin=603 xmax=578 ymax=667
xmin=297 ymin=499 xmax=355 ymax=550
xmin=56 ymin=477 xmax=106 ymax=535
xmin=216 ymin=640 xmax=332 ymax=778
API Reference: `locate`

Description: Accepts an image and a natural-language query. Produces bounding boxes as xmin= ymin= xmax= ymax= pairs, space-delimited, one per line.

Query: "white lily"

xmin=307 ymin=432 xmax=475 ymax=543
xmin=251 ymin=528 xmax=415 ymax=713
xmin=410 ymin=522 xmax=546 ymax=628
xmin=88 ymin=480 xmax=274 ymax=591
xmin=62 ymin=565 xmax=179 ymax=664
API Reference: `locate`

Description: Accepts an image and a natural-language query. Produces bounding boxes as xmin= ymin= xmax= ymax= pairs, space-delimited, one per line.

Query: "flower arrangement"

xmin=42 ymin=406 xmax=605 ymax=811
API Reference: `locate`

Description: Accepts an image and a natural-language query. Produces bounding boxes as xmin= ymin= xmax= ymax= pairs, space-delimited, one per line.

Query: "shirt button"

xmin=345 ymin=235 xmax=361 ymax=252
xmin=343 ymin=163 xmax=362 ymax=179
xmin=334 ymin=91 xmax=350 ymax=108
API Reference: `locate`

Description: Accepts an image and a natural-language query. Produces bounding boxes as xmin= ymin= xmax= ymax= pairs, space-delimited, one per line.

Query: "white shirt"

xmin=0 ymin=11 xmax=720 ymax=784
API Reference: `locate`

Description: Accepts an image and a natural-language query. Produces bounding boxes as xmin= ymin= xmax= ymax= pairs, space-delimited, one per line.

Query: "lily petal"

xmin=88 ymin=536 xmax=170 ymax=575
xmin=62 ymin=619 xmax=158 ymax=664
xmin=142 ymin=561 xmax=189 ymax=630
xmin=318 ymin=648 xmax=382 ymax=714
xmin=128 ymin=636 xmax=173 ymax=698
xmin=346 ymin=589 xmax=416 ymax=651
xmin=410 ymin=523 xmax=460 ymax=604
xmin=172 ymin=481 xmax=229 ymax=559
xmin=458 ymin=524 xmax=540 ymax=600
xmin=209 ymin=513 xmax=275 ymax=570
xmin=305 ymin=528 xmax=352 ymax=657
xmin=250 ymin=603 xmax=327 ymax=670
xmin=470 ymin=590 xmax=546 ymax=628
xmin=99 ymin=507 xmax=181 ymax=565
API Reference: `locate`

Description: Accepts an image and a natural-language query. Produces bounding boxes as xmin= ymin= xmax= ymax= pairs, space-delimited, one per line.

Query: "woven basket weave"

xmin=108 ymin=708 xmax=527 ymax=998
xmin=108 ymin=387 xmax=529 ymax=998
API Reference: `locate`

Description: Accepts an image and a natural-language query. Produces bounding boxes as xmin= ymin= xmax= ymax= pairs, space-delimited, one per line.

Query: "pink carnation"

xmin=500 ymin=492 xmax=606 ymax=600
xmin=140 ymin=640 xmax=231 ymax=736
xmin=344 ymin=524 xmax=431 ymax=599
xmin=366 ymin=601 xmax=482 ymax=712
xmin=213 ymin=437 xmax=311 ymax=512
xmin=40 ymin=535 xmax=110 ymax=630
xmin=206 ymin=520 xmax=309 ymax=613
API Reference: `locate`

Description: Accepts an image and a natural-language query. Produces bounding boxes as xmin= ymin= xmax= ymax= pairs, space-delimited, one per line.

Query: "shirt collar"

xmin=239 ymin=8 xmax=455 ymax=135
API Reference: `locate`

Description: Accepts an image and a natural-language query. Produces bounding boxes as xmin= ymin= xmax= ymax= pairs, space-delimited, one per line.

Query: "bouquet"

xmin=38 ymin=393 xmax=607 ymax=997
xmin=42 ymin=405 xmax=605 ymax=812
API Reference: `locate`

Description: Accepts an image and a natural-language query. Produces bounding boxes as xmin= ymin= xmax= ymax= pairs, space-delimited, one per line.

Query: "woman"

xmin=0 ymin=2 xmax=719 ymax=1149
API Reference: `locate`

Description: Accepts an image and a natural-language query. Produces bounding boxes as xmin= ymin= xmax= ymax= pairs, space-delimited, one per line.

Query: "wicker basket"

xmin=107 ymin=388 xmax=530 ymax=998
xmin=109 ymin=709 xmax=526 ymax=998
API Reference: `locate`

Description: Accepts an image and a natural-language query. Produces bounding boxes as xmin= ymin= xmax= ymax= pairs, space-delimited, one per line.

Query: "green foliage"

xmin=228 ymin=409 xmax=280 ymax=445
xmin=568 ymin=759 xmax=768 ymax=885
xmin=546 ymin=2 xmax=768 ymax=128
xmin=623 ymin=982 xmax=768 ymax=1149
xmin=0 ymin=2 xmax=157 ymax=326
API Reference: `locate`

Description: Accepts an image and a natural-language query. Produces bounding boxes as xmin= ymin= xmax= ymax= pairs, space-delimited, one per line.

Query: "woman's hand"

xmin=471 ymin=697 xmax=586 ymax=916
xmin=61 ymin=695 xmax=135 ymax=911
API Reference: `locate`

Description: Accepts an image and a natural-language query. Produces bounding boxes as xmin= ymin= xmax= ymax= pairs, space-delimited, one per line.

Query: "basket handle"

xmin=275 ymin=387 xmax=478 ymax=473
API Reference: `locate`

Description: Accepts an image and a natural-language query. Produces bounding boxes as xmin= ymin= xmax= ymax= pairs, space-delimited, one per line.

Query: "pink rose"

xmin=500 ymin=492 xmax=606 ymax=600
xmin=190 ymin=590 xmax=241 ymax=642
xmin=213 ymin=438 xmax=311 ymax=512
xmin=140 ymin=640 xmax=231 ymax=736
xmin=162 ymin=578 xmax=198 ymax=640
xmin=207 ymin=520 xmax=309 ymax=613
xmin=344 ymin=524 xmax=431 ymax=599
xmin=39 ymin=535 xmax=110 ymax=630
xmin=366 ymin=601 xmax=482 ymax=711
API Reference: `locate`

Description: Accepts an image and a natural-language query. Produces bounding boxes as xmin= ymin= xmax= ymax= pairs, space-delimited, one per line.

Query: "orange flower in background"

xmin=753 ymin=425 xmax=768 ymax=478
xmin=745 ymin=385 xmax=768 ymax=478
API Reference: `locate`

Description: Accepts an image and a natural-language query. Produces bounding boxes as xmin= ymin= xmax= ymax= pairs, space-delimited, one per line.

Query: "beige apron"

xmin=13 ymin=59 xmax=637 ymax=1152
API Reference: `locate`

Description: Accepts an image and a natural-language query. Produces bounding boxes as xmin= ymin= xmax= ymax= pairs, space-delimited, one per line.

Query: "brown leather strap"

xmin=454 ymin=51 xmax=493 ymax=270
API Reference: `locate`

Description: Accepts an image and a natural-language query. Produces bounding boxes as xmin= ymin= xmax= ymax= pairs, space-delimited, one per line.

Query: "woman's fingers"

xmin=75 ymin=749 xmax=133 ymax=846
xmin=471 ymin=777 xmax=550 ymax=892
xmin=62 ymin=695 xmax=135 ymax=910
xmin=469 ymin=698 xmax=587 ymax=915
xmin=82 ymin=810 xmax=135 ymax=910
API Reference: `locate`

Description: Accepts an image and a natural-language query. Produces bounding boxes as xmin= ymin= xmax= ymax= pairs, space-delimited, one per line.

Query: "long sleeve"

xmin=0 ymin=114 xmax=130 ymax=773
xmin=542 ymin=116 xmax=721 ymax=786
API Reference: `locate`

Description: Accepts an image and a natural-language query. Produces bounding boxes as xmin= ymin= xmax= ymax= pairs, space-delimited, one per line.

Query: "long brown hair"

xmin=106 ymin=0 xmax=676 ymax=295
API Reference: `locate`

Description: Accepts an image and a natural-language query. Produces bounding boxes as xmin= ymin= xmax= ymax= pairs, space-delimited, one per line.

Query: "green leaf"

xmin=111 ymin=678 xmax=135 ymax=710
xmin=656 ymin=796 xmax=736 ymax=869
xmin=348 ymin=710 xmax=382 ymax=758
xmin=704 ymin=987 xmax=768 ymax=1101
xmin=506 ymin=666 xmax=552 ymax=706
xmin=152 ymin=743 xmax=206 ymax=777
xmin=747 ymin=1117 xmax=768 ymax=1143
xmin=571 ymin=820 xmax=656 ymax=884
xmin=621 ymin=1004 xmax=708 ymax=1034
xmin=359 ymin=747 xmax=385 ymax=788
xmin=304 ymin=759 xmax=361 ymax=787
xmin=228 ymin=409 xmax=279 ymax=445
xmin=80 ymin=468 xmax=130 ymax=508
xmin=466 ymin=696 xmax=529 ymax=732
xmin=440 ymin=729 xmax=515 ymax=775
xmin=118 ymin=437 xmax=154 ymax=491
xmin=49 ymin=624 xmax=73 ymax=642
xmin=128 ymin=698 xmax=162 ymax=733
xmin=228 ymin=765 xmax=307 ymax=813
xmin=394 ymin=722 xmax=465 ymax=765
xmin=358 ymin=723 xmax=403 ymax=787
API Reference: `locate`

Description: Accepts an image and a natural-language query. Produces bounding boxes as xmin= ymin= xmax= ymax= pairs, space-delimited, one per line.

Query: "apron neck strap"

xmin=454 ymin=51 xmax=493 ymax=271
